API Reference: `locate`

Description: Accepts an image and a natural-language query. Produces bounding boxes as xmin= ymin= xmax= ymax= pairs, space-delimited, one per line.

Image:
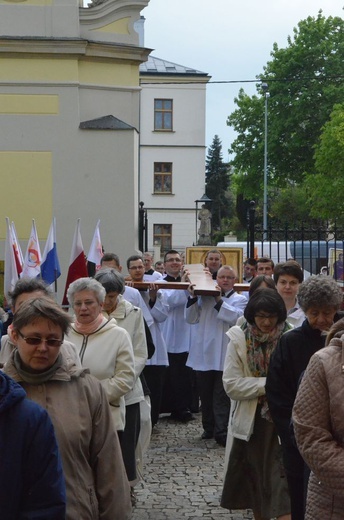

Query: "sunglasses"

xmin=17 ymin=330 xmax=63 ymax=347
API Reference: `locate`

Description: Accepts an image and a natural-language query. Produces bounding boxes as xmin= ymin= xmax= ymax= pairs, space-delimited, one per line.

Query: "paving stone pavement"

xmin=132 ymin=412 xmax=254 ymax=520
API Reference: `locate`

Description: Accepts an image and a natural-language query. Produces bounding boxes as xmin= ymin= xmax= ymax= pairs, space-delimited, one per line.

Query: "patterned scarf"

xmin=243 ymin=321 xmax=291 ymax=421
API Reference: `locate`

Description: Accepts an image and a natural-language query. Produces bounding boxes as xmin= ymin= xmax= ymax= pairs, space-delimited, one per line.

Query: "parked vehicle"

xmin=217 ymin=240 xmax=344 ymax=280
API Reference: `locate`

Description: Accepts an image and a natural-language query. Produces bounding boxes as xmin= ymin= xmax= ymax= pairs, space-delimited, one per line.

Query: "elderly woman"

xmin=94 ymin=268 xmax=148 ymax=493
xmin=266 ymin=275 xmax=343 ymax=520
xmin=66 ymin=277 xmax=135 ymax=433
xmin=293 ymin=318 xmax=344 ymax=519
xmin=3 ymin=297 xmax=131 ymax=519
xmin=221 ymin=288 xmax=291 ymax=520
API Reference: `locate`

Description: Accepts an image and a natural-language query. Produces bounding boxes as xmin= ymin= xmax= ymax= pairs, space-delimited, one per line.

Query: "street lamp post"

xmin=261 ymin=82 xmax=269 ymax=237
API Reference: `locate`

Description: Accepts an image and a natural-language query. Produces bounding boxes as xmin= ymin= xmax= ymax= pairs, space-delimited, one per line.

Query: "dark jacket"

xmin=0 ymin=371 xmax=66 ymax=520
xmin=266 ymin=319 xmax=326 ymax=476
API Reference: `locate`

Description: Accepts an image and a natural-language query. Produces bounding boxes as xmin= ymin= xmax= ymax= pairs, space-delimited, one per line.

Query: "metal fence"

xmin=247 ymin=205 xmax=344 ymax=278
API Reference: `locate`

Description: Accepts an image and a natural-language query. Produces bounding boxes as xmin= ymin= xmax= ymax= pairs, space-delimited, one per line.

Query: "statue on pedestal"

xmin=198 ymin=205 xmax=212 ymax=245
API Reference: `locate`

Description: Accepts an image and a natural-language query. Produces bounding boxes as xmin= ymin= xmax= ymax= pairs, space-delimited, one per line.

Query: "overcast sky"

xmin=141 ymin=0 xmax=343 ymax=158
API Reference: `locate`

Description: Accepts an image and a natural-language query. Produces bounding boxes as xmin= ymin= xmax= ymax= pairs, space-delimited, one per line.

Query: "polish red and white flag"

xmin=62 ymin=218 xmax=88 ymax=307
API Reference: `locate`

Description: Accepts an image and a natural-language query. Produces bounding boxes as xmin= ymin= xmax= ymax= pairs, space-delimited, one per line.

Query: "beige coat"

xmin=67 ymin=318 xmax=135 ymax=430
xmin=104 ymin=295 xmax=147 ymax=406
xmin=293 ymin=336 xmax=344 ymax=519
xmin=4 ymin=348 xmax=132 ymax=520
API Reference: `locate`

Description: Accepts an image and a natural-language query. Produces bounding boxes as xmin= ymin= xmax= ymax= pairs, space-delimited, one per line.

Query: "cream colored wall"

xmin=78 ymin=86 xmax=140 ymax=130
xmin=0 ymin=0 xmax=150 ymax=299
xmin=0 ymin=0 xmax=80 ymax=38
xmin=0 ymin=81 xmax=141 ymax=300
xmin=0 ymin=151 xmax=53 ymax=237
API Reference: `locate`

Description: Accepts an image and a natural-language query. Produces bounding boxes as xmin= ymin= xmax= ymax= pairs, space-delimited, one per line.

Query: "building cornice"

xmin=0 ymin=37 xmax=151 ymax=64
xmin=140 ymin=74 xmax=210 ymax=85
xmin=80 ymin=0 xmax=149 ymax=24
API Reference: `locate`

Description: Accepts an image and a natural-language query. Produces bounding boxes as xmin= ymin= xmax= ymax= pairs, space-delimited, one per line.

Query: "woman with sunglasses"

xmin=3 ymin=296 xmax=131 ymax=520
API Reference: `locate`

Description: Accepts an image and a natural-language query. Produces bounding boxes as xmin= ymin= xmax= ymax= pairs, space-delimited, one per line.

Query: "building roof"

xmin=140 ymin=55 xmax=208 ymax=76
xmin=79 ymin=115 xmax=136 ymax=131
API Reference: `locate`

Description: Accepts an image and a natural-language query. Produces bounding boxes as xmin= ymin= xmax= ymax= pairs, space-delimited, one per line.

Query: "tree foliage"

xmin=304 ymin=103 xmax=344 ymax=219
xmin=228 ymin=12 xmax=344 ymax=220
xmin=205 ymin=135 xmax=232 ymax=229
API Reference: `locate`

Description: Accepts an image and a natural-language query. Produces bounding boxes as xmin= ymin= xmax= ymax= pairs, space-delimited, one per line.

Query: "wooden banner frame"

xmin=185 ymin=246 xmax=243 ymax=281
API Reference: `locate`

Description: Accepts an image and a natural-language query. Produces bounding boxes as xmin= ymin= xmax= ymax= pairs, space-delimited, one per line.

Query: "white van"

xmin=218 ymin=239 xmax=344 ymax=278
xmin=217 ymin=241 xmax=293 ymax=265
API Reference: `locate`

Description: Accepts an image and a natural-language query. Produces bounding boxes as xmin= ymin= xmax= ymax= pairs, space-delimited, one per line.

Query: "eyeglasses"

xmin=129 ymin=266 xmax=144 ymax=270
xmin=17 ymin=330 xmax=63 ymax=347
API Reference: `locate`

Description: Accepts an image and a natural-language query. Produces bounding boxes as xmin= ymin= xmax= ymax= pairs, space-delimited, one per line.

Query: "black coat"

xmin=266 ymin=319 xmax=326 ymax=476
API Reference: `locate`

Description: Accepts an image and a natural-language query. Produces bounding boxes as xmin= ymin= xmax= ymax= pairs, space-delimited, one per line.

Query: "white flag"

xmin=87 ymin=220 xmax=103 ymax=275
xmin=4 ymin=217 xmax=20 ymax=298
xmin=21 ymin=220 xmax=42 ymax=279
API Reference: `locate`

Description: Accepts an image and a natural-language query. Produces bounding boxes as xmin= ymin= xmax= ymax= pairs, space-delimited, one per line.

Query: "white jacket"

xmin=67 ymin=319 xmax=135 ymax=431
xmin=186 ymin=292 xmax=247 ymax=371
xmin=223 ymin=325 xmax=266 ymax=442
xmin=140 ymin=290 xmax=169 ymax=366
xmin=104 ymin=295 xmax=147 ymax=406
xmin=161 ymin=289 xmax=192 ymax=354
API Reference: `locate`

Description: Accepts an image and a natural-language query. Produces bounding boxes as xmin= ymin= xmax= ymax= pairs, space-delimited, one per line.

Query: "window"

xmin=154 ymin=162 xmax=172 ymax=193
xmin=154 ymin=224 xmax=172 ymax=253
xmin=154 ymin=99 xmax=173 ymax=131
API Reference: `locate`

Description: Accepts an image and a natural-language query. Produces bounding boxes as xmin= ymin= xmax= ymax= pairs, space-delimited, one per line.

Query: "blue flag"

xmin=40 ymin=218 xmax=61 ymax=285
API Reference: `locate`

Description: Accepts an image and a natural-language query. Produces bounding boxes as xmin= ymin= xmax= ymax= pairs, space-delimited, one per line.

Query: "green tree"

xmin=304 ymin=103 xmax=344 ymax=219
xmin=205 ymin=135 xmax=232 ymax=229
xmin=269 ymin=184 xmax=311 ymax=223
xmin=228 ymin=12 xmax=344 ymax=218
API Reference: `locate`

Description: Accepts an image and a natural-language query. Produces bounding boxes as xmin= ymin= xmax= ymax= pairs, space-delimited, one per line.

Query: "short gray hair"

xmin=67 ymin=277 xmax=106 ymax=306
xmin=13 ymin=296 xmax=71 ymax=335
xmin=217 ymin=265 xmax=237 ymax=277
xmin=298 ymin=275 xmax=343 ymax=312
xmin=94 ymin=268 xmax=125 ymax=295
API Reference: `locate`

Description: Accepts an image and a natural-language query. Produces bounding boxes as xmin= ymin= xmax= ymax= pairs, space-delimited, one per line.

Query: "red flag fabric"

xmin=62 ymin=219 xmax=88 ymax=307
xmin=11 ymin=222 xmax=23 ymax=276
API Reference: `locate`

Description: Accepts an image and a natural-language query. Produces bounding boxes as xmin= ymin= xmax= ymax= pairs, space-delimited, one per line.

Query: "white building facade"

xmin=139 ymin=56 xmax=210 ymax=255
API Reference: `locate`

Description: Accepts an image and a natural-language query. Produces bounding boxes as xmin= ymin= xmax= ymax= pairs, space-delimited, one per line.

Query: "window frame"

xmin=153 ymin=224 xmax=172 ymax=253
xmin=153 ymin=162 xmax=173 ymax=194
xmin=154 ymin=98 xmax=173 ymax=131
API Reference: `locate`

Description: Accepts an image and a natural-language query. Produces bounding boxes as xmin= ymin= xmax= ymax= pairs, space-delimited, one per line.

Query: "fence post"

xmin=138 ymin=202 xmax=146 ymax=253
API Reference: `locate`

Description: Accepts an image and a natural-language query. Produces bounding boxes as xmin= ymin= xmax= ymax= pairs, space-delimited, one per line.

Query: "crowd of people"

xmin=0 ymin=248 xmax=343 ymax=520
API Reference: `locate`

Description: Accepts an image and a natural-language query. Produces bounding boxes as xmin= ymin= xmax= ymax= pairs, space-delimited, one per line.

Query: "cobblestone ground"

xmin=132 ymin=412 xmax=254 ymax=520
